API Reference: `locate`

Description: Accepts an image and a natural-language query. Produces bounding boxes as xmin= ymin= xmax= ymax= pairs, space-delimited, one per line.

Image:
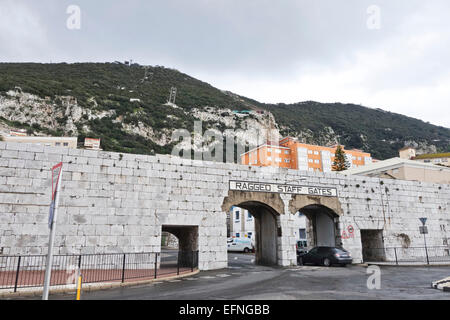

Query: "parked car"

xmin=297 ymin=246 xmax=352 ymax=267
xmin=296 ymin=240 xmax=308 ymax=255
xmin=227 ymin=238 xmax=254 ymax=253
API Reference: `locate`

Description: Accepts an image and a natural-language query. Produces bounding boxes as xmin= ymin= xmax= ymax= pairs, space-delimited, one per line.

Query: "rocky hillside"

xmin=0 ymin=62 xmax=449 ymax=160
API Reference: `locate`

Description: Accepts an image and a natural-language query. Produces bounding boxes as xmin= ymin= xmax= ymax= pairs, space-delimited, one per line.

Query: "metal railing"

xmin=0 ymin=250 xmax=199 ymax=292
xmin=363 ymin=246 xmax=450 ymax=265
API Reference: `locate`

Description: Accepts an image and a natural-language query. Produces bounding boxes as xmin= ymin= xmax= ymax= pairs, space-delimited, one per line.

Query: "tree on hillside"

xmin=332 ymin=145 xmax=350 ymax=171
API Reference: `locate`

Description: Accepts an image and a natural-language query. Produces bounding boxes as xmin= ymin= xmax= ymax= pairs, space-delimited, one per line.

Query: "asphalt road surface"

xmin=44 ymin=253 xmax=450 ymax=300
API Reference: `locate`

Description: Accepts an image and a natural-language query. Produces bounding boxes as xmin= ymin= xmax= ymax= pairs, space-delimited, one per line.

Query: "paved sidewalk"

xmin=0 ymin=267 xmax=195 ymax=298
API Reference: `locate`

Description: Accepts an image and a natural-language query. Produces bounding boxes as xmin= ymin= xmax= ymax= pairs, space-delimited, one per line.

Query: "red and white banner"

xmin=49 ymin=162 xmax=63 ymax=228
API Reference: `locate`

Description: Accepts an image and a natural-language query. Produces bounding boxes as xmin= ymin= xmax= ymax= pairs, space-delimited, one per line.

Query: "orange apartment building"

xmin=241 ymin=137 xmax=373 ymax=172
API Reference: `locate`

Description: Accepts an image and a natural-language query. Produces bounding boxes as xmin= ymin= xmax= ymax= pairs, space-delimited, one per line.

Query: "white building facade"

xmin=229 ymin=206 xmax=307 ymax=242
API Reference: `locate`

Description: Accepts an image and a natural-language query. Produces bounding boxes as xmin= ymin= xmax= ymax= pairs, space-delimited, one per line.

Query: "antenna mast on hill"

xmin=168 ymin=87 xmax=177 ymax=104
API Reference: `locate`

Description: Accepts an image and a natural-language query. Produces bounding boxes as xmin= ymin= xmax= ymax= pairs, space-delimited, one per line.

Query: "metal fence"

xmin=363 ymin=246 xmax=450 ymax=265
xmin=0 ymin=250 xmax=198 ymax=292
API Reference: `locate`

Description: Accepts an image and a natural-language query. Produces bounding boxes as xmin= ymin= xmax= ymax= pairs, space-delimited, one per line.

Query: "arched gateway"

xmin=222 ymin=190 xmax=285 ymax=266
xmin=222 ymin=181 xmax=343 ymax=267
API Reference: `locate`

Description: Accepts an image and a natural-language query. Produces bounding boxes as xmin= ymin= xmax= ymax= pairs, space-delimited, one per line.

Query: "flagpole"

xmin=42 ymin=166 xmax=63 ymax=300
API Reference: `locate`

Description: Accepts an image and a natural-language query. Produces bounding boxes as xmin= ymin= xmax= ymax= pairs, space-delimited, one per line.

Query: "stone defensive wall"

xmin=0 ymin=141 xmax=449 ymax=270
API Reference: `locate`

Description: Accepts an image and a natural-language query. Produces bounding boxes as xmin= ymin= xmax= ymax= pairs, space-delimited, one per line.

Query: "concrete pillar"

xmin=254 ymin=208 xmax=278 ymax=266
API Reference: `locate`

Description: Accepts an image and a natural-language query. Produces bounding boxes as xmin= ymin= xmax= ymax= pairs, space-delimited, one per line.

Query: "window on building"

xmin=275 ymin=149 xmax=281 ymax=154
xmin=299 ymin=228 xmax=307 ymax=239
xmin=55 ymin=142 xmax=61 ymax=146
xmin=314 ymin=151 xmax=319 ymax=155
xmin=235 ymin=211 xmax=240 ymax=221
xmin=276 ymin=158 xmax=282 ymax=163
xmin=308 ymin=150 xmax=313 ymax=154
xmin=247 ymin=212 xmax=252 ymax=219
xmin=284 ymin=150 xmax=289 ymax=154
xmin=314 ymin=160 xmax=320 ymax=164
xmin=308 ymin=159 xmax=313 ymax=163
xmin=63 ymin=142 xmax=69 ymax=147
xmin=284 ymin=159 xmax=290 ymax=163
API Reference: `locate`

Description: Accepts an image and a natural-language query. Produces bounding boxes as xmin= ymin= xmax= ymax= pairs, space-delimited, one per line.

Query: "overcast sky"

xmin=1 ymin=0 xmax=449 ymax=128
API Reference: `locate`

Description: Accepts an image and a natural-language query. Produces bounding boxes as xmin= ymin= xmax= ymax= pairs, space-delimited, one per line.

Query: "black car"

xmin=297 ymin=246 xmax=352 ymax=267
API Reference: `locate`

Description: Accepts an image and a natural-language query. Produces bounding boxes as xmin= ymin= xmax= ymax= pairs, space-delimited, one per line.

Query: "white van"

xmin=227 ymin=238 xmax=254 ymax=253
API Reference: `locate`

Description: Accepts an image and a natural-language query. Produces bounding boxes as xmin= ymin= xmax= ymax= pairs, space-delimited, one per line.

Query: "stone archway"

xmin=222 ymin=191 xmax=285 ymax=266
xmin=222 ymin=190 xmax=285 ymax=215
xmin=288 ymin=194 xmax=343 ymax=216
xmin=162 ymin=225 xmax=198 ymax=267
xmin=289 ymin=195 xmax=344 ymax=248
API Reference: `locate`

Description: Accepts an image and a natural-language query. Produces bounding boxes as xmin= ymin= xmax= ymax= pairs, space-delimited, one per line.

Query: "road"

xmin=45 ymin=253 xmax=450 ymax=300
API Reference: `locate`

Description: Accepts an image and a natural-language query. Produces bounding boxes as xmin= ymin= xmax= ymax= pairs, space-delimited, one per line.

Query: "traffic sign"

xmin=419 ymin=226 xmax=428 ymax=234
xmin=347 ymin=225 xmax=354 ymax=234
xmin=419 ymin=217 xmax=427 ymax=226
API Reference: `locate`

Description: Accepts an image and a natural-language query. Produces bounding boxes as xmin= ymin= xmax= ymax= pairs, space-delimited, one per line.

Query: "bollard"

xmin=76 ymin=274 xmax=82 ymax=300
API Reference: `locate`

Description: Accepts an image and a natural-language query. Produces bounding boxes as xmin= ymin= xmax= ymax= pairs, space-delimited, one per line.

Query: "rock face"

xmin=0 ymin=89 xmax=283 ymax=153
xmin=0 ymin=141 xmax=449 ymax=270
xmin=1 ymin=89 xmax=443 ymax=160
xmin=1 ymin=63 xmax=449 ymax=160
xmin=0 ymin=90 xmax=115 ymax=136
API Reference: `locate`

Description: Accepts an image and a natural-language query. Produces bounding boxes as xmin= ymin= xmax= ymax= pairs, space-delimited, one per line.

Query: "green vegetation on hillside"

xmin=261 ymin=102 xmax=450 ymax=160
xmin=1 ymin=63 xmax=449 ymax=160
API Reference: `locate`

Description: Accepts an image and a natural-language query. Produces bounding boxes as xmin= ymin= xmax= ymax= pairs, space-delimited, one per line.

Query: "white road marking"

xmin=216 ymin=274 xmax=231 ymax=278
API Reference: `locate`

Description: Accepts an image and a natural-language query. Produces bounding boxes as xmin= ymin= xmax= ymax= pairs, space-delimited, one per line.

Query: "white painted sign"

xmin=229 ymin=180 xmax=338 ymax=197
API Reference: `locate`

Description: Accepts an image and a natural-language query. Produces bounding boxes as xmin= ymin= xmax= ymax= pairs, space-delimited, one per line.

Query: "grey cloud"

xmin=1 ymin=0 xmax=450 ymax=127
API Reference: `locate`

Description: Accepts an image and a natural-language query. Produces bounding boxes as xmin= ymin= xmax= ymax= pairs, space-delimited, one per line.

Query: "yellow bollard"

xmin=76 ymin=274 xmax=82 ymax=300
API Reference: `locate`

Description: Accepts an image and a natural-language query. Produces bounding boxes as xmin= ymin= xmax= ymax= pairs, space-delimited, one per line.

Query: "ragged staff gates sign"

xmin=229 ymin=181 xmax=338 ymax=197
